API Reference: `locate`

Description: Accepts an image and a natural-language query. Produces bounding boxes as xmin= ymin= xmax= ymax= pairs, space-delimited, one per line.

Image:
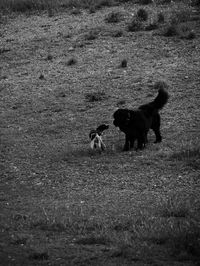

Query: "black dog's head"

xmin=113 ymin=109 xmax=131 ymax=129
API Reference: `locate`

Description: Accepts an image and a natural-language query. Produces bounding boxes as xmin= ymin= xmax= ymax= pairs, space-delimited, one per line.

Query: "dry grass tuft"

xmin=120 ymin=59 xmax=127 ymax=68
xmin=145 ymin=22 xmax=158 ymax=31
xmin=163 ymin=23 xmax=178 ymax=37
xmin=85 ymin=91 xmax=107 ymax=102
xmin=171 ymin=146 xmax=200 ymax=169
xmin=127 ymin=17 xmax=143 ymax=32
xmin=84 ymin=29 xmax=99 ymax=40
xmin=157 ymin=12 xmax=165 ymax=23
xmin=137 ymin=8 xmax=148 ymax=21
xmin=159 ymin=196 xmax=190 ymax=218
xmin=105 ymin=11 xmax=123 ymax=23
xmin=67 ymin=57 xmax=77 ymax=65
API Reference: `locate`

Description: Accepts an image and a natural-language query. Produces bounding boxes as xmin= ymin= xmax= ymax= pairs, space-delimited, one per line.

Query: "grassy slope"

xmin=0 ymin=2 xmax=200 ymax=265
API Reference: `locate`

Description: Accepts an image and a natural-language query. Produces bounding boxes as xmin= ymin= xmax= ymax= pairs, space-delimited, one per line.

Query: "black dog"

xmin=113 ymin=88 xmax=169 ymax=151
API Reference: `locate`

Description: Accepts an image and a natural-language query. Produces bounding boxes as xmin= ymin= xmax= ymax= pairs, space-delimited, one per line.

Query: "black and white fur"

xmin=89 ymin=124 xmax=109 ymax=151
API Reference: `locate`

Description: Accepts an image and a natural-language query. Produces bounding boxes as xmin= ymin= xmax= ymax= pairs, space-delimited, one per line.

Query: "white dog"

xmin=89 ymin=124 xmax=109 ymax=151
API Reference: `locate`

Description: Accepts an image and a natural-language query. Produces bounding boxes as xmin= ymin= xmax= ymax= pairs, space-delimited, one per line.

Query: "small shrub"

xmin=157 ymin=12 xmax=165 ymax=23
xmin=71 ymin=8 xmax=81 ymax=15
xmin=163 ymin=24 xmax=178 ymax=37
xmin=145 ymin=22 xmax=158 ymax=31
xmin=179 ymin=24 xmax=196 ymax=39
xmin=105 ymin=11 xmax=122 ymax=23
xmin=29 ymin=252 xmax=49 ymax=261
xmin=127 ymin=18 xmax=143 ymax=32
xmin=85 ymin=91 xmax=107 ymax=102
xmin=85 ymin=29 xmax=99 ymax=41
xmin=67 ymin=58 xmax=77 ymax=66
xmin=47 ymin=54 xmax=53 ymax=61
xmin=120 ymin=59 xmax=127 ymax=68
xmin=137 ymin=8 xmax=148 ymax=21
xmin=47 ymin=8 xmax=54 ymax=17
xmin=185 ymin=31 xmax=196 ymax=39
xmin=39 ymin=74 xmax=45 ymax=80
xmin=89 ymin=5 xmax=96 ymax=13
xmin=112 ymin=30 xmax=124 ymax=37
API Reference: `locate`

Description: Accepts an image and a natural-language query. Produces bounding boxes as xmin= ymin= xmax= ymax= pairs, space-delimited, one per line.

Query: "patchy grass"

xmin=0 ymin=0 xmax=200 ymax=265
xmin=105 ymin=11 xmax=123 ymax=23
xmin=171 ymin=145 xmax=200 ymax=169
xmin=159 ymin=195 xmax=191 ymax=218
xmin=0 ymin=0 xmax=118 ymax=13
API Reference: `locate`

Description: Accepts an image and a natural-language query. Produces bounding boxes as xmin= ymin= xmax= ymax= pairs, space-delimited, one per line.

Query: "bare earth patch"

xmin=0 ymin=2 xmax=200 ymax=266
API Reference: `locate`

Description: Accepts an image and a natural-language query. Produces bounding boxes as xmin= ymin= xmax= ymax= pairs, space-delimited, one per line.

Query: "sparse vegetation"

xmin=85 ymin=91 xmax=107 ymax=102
xmin=137 ymin=8 xmax=148 ymax=21
xmin=1 ymin=0 xmax=199 ymax=265
xmin=71 ymin=7 xmax=81 ymax=15
xmin=127 ymin=17 xmax=143 ymax=32
xmin=145 ymin=21 xmax=158 ymax=31
xmin=0 ymin=0 xmax=118 ymax=13
xmin=163 ymin=23 xmax=178 ymax=37
xmin=112 ymin=29 xmax=124 ymax=37
xmin=84 ymin=29 xmax=99 ymax=40
xmin=47 ymin=54 xmax=53 ymax=60
xmin=157 ymin=12 xmax=165 ymax=23
xmin=171 ymin=145 xmax=200 ymax=169
xmin=105 ymin=11 xmax=123 ymax=23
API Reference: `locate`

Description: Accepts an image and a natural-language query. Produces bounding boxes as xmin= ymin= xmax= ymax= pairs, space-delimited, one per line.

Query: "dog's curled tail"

xmin=153 ymin=88 xmax=169 ymax=110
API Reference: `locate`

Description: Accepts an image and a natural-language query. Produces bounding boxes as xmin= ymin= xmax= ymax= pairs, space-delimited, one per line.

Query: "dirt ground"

xmin=0 ymin=2 xmax=200 ymax=265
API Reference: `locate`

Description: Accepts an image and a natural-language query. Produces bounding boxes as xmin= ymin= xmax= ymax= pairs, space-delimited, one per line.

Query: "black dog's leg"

xmin=137 ymin=139 xmax=143 ymax=150
xmin=151 ymin=114 xmax=162 ymax=143
xmin=123 ymin=134 xmax=130 ymax=151
xmin=137 ymin=137 xmax=144 ymax=150
xmin=130 ymin=138 xmax=135 ymax=150
xmin=153 ymin=128 xmax=162 ymax=143
xmin=136 ymin=132 xmax=146 ymax=150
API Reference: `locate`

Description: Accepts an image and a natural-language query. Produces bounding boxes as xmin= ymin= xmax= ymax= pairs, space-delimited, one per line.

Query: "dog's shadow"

xmin=51 ymin=143 xmax=123 ymax=164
